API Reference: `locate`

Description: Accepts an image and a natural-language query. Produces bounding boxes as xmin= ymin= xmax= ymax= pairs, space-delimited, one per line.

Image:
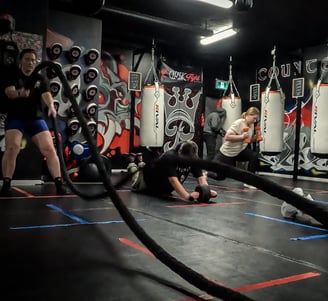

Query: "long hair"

xmin=241 ymin=106 xmax=260 ymax=118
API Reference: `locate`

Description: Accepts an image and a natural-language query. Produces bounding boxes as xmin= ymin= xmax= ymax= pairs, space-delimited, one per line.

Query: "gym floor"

xmin=1 ymin=173 xmax=327 ymax=301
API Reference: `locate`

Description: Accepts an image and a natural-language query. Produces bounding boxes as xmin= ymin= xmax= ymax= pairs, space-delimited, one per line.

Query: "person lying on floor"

xmin=281 ymin=187 xmax=321 ymax=225
xmin=127 ymin=140 xmax=217 ymax=202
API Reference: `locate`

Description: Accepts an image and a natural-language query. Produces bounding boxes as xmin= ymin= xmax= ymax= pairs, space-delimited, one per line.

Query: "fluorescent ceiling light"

xmin=197 ymin=0 xmax=233 ymax=9
xmin=200 ymin=28 xmax=237 ymax=45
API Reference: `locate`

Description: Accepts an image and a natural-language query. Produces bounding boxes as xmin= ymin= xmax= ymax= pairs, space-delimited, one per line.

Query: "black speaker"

xmin=50 ymin=81 xmax=61 ymax=97
xmin=84 ymin=67 xmax=99 ymax=84
xmin=66 ymin=65 xmax=81 ymax=81
xmin=71 ymin=84 xmax=80 ymax=97
xmin=234 ymin=0 xmax=253 ymax=11
xmin=85 ymin=103 xmax=97 ymax=118
xmin=86 ymin=119 xmax=97 ymax=135
xmin=85 ymin=85 xmax=98 ymax=101
xmin=0 ymin=14 xmax=15 ymax=35
xmin=67 ymin=117 xmax=80 ymax=136
xmin=46 ymin=62 xmax=62 ymax=79
xmin=66 ymin=45 xmax=82 ymax=63
xmin=84 ymin=48 xmax=100 ymax=65
xmin=0 ymin=40 xmax=18 ymax=67
xmin=47 ymin=43 xmax=63 ymax=60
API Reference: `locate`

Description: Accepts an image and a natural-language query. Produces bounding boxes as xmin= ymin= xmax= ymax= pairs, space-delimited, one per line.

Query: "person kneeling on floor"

xmin=127 ymin=140 xmax=217 ymax=202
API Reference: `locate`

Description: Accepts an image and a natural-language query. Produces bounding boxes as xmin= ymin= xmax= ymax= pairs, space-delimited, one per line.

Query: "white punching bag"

xmin=221 ymin=94 xmax=242 ymax=131
xmin=140 ymin=84 xmax=165 ymax=147
xmin=311 ymin=84 xmax=328 ymax=157
xmin=260 ymin=90 xmax=284 ymax=155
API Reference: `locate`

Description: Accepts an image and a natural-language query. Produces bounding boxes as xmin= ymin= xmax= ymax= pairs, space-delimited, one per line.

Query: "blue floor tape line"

xmin=10 ymin=219 xmax=145 ymax=230
xmin=245 ymin=212 xmax=328 ymax=232
xmin=47 ymin=204 xmax=89 ymax=224
xmin=290 ymin=234 xmax=328 ymax=241
xmin=9 ymin=203 xmax=146 ymax=230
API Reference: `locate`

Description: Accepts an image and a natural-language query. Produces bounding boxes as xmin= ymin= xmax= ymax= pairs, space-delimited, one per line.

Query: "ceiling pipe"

xmin=100 ymin=6 xmax=213 ymax=37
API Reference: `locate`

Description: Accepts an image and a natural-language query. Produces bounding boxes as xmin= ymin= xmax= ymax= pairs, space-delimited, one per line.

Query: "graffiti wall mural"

xmin=256 ymin=44 xmax=328 ymax=179
xmin=97 ymin=51 xmax=134 ymax=163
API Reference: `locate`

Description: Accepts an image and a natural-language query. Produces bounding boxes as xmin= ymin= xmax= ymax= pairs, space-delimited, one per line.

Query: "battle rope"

xmin=34 ymin=61 xmax=328 ymax=301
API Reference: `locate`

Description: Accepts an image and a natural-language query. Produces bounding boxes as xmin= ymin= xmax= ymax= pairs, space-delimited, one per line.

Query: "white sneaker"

xmin=292 ymin=187 xmax=304 ymax=197
xmin=243 ymin=183 xmax=257 ymax=189
xmin=306 ymin=194 xmax=314 ymax=201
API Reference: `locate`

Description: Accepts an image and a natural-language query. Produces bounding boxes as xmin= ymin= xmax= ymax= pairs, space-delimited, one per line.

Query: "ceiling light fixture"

xmin=200 ymin=28 xmax=237 ymax=45
xmin=197 ymin=0 xmax=233 ymax=9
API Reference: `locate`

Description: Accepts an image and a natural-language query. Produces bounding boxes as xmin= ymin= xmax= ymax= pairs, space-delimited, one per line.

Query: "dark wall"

xmin=0 ymin=0 xmax=47 ymax=37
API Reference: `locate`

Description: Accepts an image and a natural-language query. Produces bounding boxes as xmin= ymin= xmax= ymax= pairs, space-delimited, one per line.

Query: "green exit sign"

xmin=215 ymin=79 xmax=228 ymax=90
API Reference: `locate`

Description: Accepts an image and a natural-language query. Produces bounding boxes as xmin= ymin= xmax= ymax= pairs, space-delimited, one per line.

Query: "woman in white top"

xmin=214 ymin=107 xmax=260 ymax=188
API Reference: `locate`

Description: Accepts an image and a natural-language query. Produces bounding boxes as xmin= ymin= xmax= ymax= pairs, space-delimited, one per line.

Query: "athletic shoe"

xmin=128 ymin=153 xmax=136 ymax=163
xmin=127 ymin=162 xmax=138 ymax=174
xmin=292 ymin=187 xmax=304 ymax=197
xmin=56 ymin=185 xmax=71 ymax=195
xmin=243 ymin=183 xmax=257 ymax=189
xmin=136 ymin=152 xmax=143 ymax=163
xmin=0 ymin=186 xmax=12 ymax=197
xmin=306 ymin=194 xmax=314 ymax=201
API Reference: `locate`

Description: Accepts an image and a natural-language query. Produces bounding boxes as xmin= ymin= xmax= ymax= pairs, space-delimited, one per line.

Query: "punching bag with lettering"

xmin=140 ymin=84 xmax=165 ymax=147
xmin=311 ymin=84 xmax=328 ymax=157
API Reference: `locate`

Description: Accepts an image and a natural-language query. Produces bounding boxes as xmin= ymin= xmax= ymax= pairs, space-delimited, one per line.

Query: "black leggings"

xmin=215 ymin=147 xmax=259 ymax=173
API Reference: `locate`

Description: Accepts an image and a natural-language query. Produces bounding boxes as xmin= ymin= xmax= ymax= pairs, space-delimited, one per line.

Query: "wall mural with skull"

xmin=96 ymin=51 xmax=136 ymax=167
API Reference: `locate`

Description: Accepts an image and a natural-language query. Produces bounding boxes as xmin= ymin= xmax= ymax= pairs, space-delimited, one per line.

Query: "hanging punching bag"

xmin=140 ymin=84 xmax=165 ymax=147
xmin=260 ymin=91 xmax=284 ymax=155
xmin=311 ymin=84 xmax=328 ymax=157
xmin=221 ymin=95 xmax=242 ymax=131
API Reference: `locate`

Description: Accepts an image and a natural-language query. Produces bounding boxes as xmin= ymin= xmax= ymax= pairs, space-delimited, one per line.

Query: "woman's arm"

xmin=224 ymin=131 xmax=248 ymax=142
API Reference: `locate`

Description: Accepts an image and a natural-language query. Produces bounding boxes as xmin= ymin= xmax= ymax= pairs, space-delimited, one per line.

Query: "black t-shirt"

xmin=142 ymin=149 xmax=203 ymax=195
xmin=4 ymin=67 xmax=49 ymax=120
xmin=0 ymin=65 xmax=11 ymax=113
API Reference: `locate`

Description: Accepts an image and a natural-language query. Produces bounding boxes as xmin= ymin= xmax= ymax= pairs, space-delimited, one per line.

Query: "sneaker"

xmin=128 ymin=153 xmax=136 ymax=163
xmin=306 ymin=194 xmax=314 ymax=201
xmin=292 ymin=187 xmax=304 ymax=197
xmin=137 ymin=161 xmax=146 ymax=168
xmin=243 ymin=183 xmax=257 ymax=189
xmin=56 ymin=185 xmax=71 ymax=195
xmin=0 ymin=186 xmax=12 ymax=196
xmin=136 ymin=152 xmax=143 ymax=163
xmin=127 ymin=162 xmax=138 ymax=174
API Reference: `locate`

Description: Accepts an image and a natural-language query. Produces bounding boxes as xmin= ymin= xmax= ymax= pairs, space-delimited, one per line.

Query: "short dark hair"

xmin=19 ymin=48 xmax=37 ymax=60
xmin=176 ymin=140 xmax=199 ymax=159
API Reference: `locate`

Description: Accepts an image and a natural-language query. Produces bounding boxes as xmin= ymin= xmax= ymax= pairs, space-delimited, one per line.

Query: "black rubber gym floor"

xmin=1 ymin=174 xmax=327 ymax=301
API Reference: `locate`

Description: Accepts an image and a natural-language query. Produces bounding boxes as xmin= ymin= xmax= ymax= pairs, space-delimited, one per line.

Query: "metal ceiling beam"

xmin=100 ymin=6 xmax=213 ymax=37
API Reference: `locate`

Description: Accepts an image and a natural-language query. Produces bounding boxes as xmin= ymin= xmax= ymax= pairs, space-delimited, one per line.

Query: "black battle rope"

xmin=96 ymin=261 xmax=210 ymax=300
xmin=35 ymin=62 xmax=255 ymax=301
xmin=192 ymin=158 xmax=328 ymax=228
xmin=35 ymin=61 xmax=328 ymax=301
